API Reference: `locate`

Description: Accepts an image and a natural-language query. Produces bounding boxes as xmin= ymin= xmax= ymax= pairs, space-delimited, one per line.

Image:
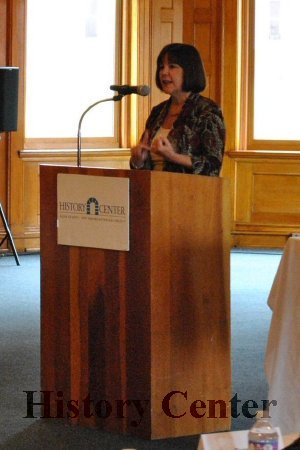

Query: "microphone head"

xmin=137 ymin=85 xmax=151 ymax=96
xmin=110 ymin=84 xmax=151 ymax=96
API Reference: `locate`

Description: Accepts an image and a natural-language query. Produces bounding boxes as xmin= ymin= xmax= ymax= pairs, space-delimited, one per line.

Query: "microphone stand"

xmin=77 ymin=93 xmax=124 ymax=167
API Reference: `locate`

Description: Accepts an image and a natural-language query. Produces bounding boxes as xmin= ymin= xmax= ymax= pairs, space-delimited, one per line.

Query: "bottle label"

xmin=248 ymin=440 xmax=278 ymax=450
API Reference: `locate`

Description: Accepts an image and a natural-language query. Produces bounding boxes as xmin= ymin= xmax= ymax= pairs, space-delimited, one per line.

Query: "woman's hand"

xmin=130 ymin=130 xmax=151 ymax=168
xmin=151 ymin=136 xmax=192 ymax=168
xmin=151 ymin=136 xmax=175 ymax=160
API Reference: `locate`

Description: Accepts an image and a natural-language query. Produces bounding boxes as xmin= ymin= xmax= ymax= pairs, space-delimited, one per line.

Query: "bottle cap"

xmin=256 ymin=410 xmax=264 ymax=419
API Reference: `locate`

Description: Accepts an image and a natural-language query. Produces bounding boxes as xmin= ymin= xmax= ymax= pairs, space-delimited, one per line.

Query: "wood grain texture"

xmin=232 ymin=157 xmax=300 ymax=246
xmin=40 ymin=165 xmax=231 ymax=439
xmin=183 ymin=0 xmax=223 ymax=103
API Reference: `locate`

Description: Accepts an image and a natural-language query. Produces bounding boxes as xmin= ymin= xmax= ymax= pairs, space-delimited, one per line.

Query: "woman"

xmin=130 ymin=43 xmax=225 ymax=175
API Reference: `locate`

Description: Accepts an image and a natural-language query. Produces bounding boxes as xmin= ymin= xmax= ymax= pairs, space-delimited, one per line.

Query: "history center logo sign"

xmin=57 ymin=174 xmax=130 ymax=251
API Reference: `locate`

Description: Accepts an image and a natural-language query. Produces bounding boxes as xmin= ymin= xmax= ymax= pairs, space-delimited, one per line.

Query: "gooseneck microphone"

xmin=77 ymin=93 xmax=123 ymax=167
xmin=77 ymin=83 xmax=150 ymax=167
xmin=110 ymin=84 xmax=151 ymax=96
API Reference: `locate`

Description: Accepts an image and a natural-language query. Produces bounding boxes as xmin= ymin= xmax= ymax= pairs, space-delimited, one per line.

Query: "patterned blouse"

xmin=135 ymin=92 xmax=225 ymax=176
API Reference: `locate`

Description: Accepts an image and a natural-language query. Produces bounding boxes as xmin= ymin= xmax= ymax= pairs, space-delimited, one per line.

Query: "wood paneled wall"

xmin=227 ymin=152 xmax=300 ymax=248
xmin=135 ymin=0 xmax=183 ymax=138
xmin=183 ymin=0 xmax=223 ymax=103
xmin=1 ymin=0 xmax=300 ymax=251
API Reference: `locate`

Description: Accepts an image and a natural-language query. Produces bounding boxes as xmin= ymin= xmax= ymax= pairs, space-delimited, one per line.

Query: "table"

xmin=265 ymin=236 xmax=300 ymax=435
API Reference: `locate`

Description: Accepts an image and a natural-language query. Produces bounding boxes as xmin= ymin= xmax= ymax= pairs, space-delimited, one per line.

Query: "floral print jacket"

xmin=137 ymin=92 xmax=225 ymax=176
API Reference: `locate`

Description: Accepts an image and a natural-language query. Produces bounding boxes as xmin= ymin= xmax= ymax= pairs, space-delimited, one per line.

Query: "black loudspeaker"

xmin=0 ymin=67 xmax=19 ymax=132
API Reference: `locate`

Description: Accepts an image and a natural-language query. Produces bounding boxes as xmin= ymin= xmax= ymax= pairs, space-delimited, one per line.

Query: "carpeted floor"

xmin=230 ymin=249 xmax=282 ymax=430
xmin=0 ymin=250 xmax=282 ymax=449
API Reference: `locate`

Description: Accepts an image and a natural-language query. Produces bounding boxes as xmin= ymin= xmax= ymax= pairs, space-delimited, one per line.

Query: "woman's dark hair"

xmin=155 ymin=43 xmax=206 ymax=93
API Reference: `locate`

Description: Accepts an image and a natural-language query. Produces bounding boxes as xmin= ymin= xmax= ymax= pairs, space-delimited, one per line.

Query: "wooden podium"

xmin=40 ymin=165 xmax=231 ymax=439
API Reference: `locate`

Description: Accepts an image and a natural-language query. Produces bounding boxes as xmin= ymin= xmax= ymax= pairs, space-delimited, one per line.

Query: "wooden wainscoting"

xmin=227 ymin=151 xmax=300 ymax=248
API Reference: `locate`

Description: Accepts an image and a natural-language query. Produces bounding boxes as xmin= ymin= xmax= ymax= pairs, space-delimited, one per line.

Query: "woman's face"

xmin=158 ymin=55 xmax=184 ymax=96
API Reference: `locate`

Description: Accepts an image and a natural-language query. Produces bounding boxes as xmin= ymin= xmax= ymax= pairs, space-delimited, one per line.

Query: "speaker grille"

xmin=0 ymin=67 xmax=19 ymax=132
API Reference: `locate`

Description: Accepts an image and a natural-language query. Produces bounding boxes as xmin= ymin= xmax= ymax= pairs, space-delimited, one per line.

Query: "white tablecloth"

xmin=265 ymin=237 xmax=300 ymax=434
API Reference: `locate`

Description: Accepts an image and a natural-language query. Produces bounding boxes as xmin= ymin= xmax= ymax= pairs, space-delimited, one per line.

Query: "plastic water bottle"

xmin=248 ymin=413 xmax=279 ymax=450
